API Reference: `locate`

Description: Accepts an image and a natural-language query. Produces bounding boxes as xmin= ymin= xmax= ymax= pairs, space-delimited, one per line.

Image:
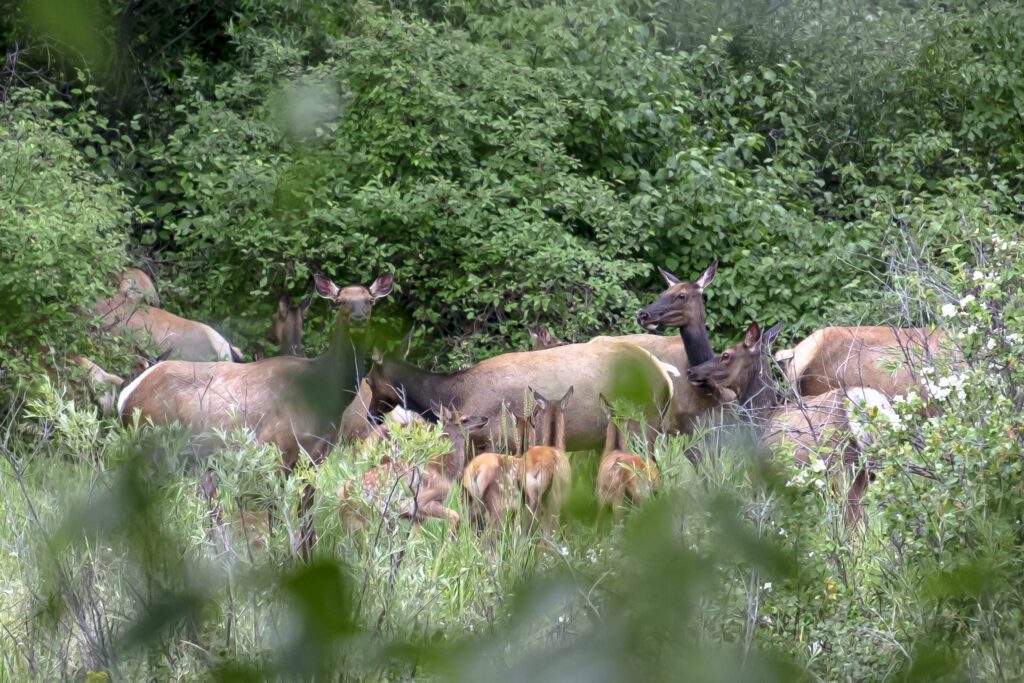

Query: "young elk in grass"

xmin=595 ymin=395 xmax=659 ymax=519
xmin=338 ymin=405 xmax=488 ymax=532
xmin=462 ymin=408 xmax=532 ymax=532
xmin=523 ymin=387 xmax=574 ymax=534
xmin=687 ymin=322 xmax=896 ymax=528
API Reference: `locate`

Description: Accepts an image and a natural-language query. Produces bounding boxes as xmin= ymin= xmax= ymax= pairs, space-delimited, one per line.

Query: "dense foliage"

xmin=4 ymin=0 xmax=1024 ymax=680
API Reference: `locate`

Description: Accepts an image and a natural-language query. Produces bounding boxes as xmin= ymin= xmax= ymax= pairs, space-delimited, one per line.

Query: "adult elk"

xmin=118 ymin=272 xmax=394 ymax=552
xmin=592 ymin=261 xmax=719 ymax=434
xmin=95 ymin=283 xmax=240 ymax=362
xmin=364 ymin=341 xmax=673 ymax=453
xmin=687 ymin=322 xmax=896 ymax=527
xmin=595 ymin=395 xmax=659 ymax=518
xmin=781 ymin=326 xmax=948 ymax=401
xmin=118 ymin=267 xmax=160 ymax=307
xmin=66 ymin=355 xmax=125 ymax=417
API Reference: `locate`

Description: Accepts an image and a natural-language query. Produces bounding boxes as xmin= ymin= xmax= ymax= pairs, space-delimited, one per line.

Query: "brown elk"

xmin=522 ymin=387 xmax=573 ymax=534
xmin=781 ymin=326 xmax=948 ymax=401
xmin=687 ymin=322 xmax=896 ymax=527
xmin=462 ymin=408 xmax=532 ymax=531
xmin=338 ymin=406 xmax=488 ymax=531
xmin=528 ymin=326 xmax=567 ymax=350
xmin=94 ymin=289 xmax=240 ymax=362
xmin=594 ymin=394 xmax=659 ymax=518
xmin=117 ymin=267 xmax=160 ymax=307
xmin=66 ymin=354 xmax=125 ymax=417
xmin=364 ymin=340 xmax=672 ymax=453
xmin=269 ymin=292 xmax=313 ymax=356
xmin=592 ymin=260 xmax=719 ymax=434
xmin=118 ymin=272 xmax=393 ymax=553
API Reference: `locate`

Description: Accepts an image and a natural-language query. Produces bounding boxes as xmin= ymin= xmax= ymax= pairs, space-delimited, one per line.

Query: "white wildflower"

xmin=966 ymin=324 xmax=978 ymax=335
xmin=960 ymin=294 xmax=976 ymax=306
xmin=973 ymin=270 xmax=985 ymax=281
xmin=810 ymin=458 xmax=827 ymax=473
xmin=941 ymin=303 xmax=958 ymax=318
xmin=762 ymin=582 xmax=773 ymax=593
xmin=986 ymin=338 xmax=997 ymax=351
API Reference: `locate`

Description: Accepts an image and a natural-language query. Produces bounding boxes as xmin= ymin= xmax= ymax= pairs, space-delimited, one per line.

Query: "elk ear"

xmin=657 ymin=265 xmax=681 ymax=287
xmin=530 ymin=387 xmax=548 ymax=410
xmin=559 ymin=385 xmax=574 ymax=408
xmin=743 ymin=322 xmax=762 ymax=349
xmin=277 ymin=294 xmax=292 ymax=316
xmin=462 ymin=415 xmax=489 ymax=431
xmin=429 ymin=400 xmax=445 ymax=421
xmin=371 ymin=347 xmax=385 ymax=364
xmin=527 ymin=327 xmax=540 ymax=343
xmin=696 ymin=260 xmax=718 ymax=290
xmin=763 ymin=322 xmax=783 ymax=348
xmin=398 ymin=328 xmax=414 ymax=360
xmin=369 ymin=272 xmax=394 ymax=300
xmin=314 ymin=274 xmax=340 ymax=300
xmin=298 ymin=291 xmax=314 ymax=313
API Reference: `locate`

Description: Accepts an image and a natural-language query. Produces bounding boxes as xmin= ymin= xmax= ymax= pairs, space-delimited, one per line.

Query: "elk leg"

xmin=297 ymin=483 xmax=317 ymax=561
xmin=843 ymin=466 xmax=870 ymax=529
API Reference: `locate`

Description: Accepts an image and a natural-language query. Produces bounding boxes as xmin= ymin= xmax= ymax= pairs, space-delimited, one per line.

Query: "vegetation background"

xmin=2 ymin=0 xmax=1024 ymax=680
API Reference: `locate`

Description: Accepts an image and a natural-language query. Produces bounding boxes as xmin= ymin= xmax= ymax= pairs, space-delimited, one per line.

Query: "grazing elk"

xmin=528 ymin=326 xmax=567 ymax=350
xmin=780 ymin=326 xmax=948 ymax=401
xmin=66 ymin=354 xmax=125 ymax=417
xmin=687 ymin=322 xmax=896 ymax=527
xmin=338 ymin=406 xmax=488 ymax=531
xmin=462 ymin=409 xmax=532 ymax=531
xmin=118 ymin=267 xmax=160 ymax=307
xmin=118 ymin=272 xmax=394 ymax=554
xmin=94 ymin=288 xmax=241 ymax=362
xmin=364 ymin=340 xmax=673 ymax=453
xmin=592 ymin=260 xmax=719 ymax=434
xmin=594 ymin=395 xmax=659 ymax=518
xmin=522 ymin=387 xmax=574 ymax=534
xmin=269 ymin=292 xmax=313 ymax=356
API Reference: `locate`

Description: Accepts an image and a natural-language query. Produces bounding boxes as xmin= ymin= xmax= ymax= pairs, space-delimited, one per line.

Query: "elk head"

xmin=313 ymin=272 xmax=394 ymax=329
xmin=636 ymin=261 xmax=717 ymax=333
xmin=269 ymin=292 xmax=313 ymax=356
xmin=686 ymin=322 xmax=782 ymax=404
xmin=432 ymin=403 xmax=490 ymax=471
xmin=528 ymin=326 xmax=566 ymax=350
xmin=531 ymin=386 xmax=574 ymax=452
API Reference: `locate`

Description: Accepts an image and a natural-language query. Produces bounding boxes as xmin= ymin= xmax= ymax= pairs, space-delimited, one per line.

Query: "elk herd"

xmin=62 ymin=260 xmax=952 ymax=554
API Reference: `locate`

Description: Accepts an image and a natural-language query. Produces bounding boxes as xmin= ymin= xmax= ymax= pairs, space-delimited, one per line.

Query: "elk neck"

xmin=679 ymin=307 xmax=714 ymax=367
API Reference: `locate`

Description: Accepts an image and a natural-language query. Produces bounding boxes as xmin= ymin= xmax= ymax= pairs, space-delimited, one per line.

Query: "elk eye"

xmin=722 ymin=353 xmax=731 ymax=363
xmin=676 ymin=293 xmax=687 ymax=301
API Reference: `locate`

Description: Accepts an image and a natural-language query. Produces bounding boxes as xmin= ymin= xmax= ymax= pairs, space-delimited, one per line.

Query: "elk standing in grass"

xmin=462 ymin=408 xmax=531 ymax=531
xmin=118 ymin=271 xmax=393 ymax=554
xmin=338 ymin=406 xmax=488 ymax=531
xmin=594 ymin=395 xmax=659 ymax=518
xmin=522 ymin=387 xmax=573 ymax=534
xmin=687 ymin=322 xmax=896 ymax=528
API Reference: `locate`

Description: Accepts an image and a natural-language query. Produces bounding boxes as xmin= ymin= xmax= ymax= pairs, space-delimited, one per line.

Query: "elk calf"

xmin=594 ymin=395 xmax=659 ymax=518
xmin=522 ymin=387 xmax=573 ymax=534
xmin=462 ymin=410 xmax=531 ymax=531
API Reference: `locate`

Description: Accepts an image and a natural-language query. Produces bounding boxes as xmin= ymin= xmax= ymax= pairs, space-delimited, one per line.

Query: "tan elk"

xmin=522 ymin=387 xmax=574 ymax=534
xmin=118 ymin=272 xmax=393 ymax=552
xmin=364 ymin=340 xmax=672 ymax=453
xmin=779 ymin=326 xmax=949 ymax=401
xmin=528 ymin=326 xmax=566 ymax=350
xmin=462 ymin=408 xmax=531 ymax=531
xmin=338 ymin=406 xmax=488 ymax=531
xmin=592 ymin=260 xmax=719 ymax=434
xmin=594 ymin=394 xmax=659 ymax=518
xmin=687 ymin=322 xmax=896 ymax=527
xmin=95 ymin=283 xmax=240 ymax=362
xmin=117 ymin=267 xmax=160 ymax=307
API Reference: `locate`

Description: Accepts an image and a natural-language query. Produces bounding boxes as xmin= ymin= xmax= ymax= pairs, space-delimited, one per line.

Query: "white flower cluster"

xmin=924 ymin=371 xmax=968 ymax=402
